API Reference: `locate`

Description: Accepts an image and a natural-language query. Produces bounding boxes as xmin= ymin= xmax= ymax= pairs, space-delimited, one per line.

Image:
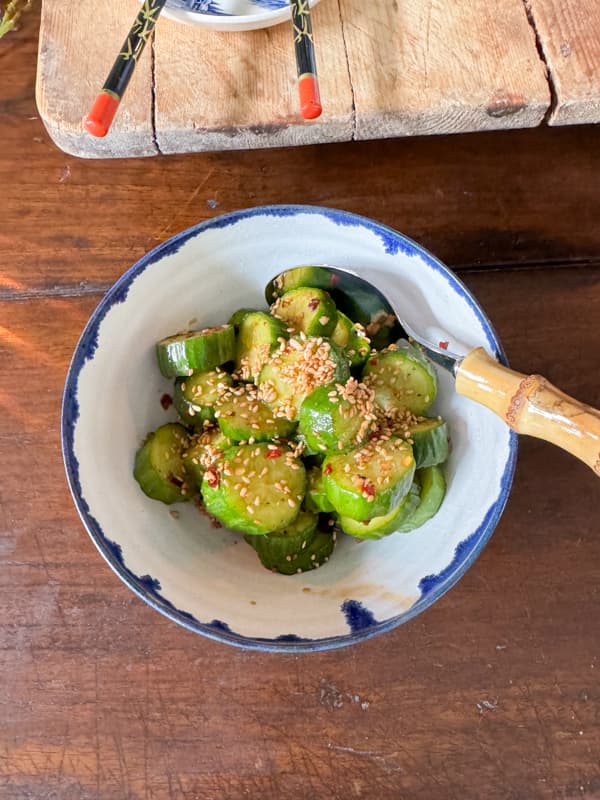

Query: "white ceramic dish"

xmin=62 ymin=206 xmax=517 ymax=652
xmin=161 ymin=0 xmax=320 ymax=32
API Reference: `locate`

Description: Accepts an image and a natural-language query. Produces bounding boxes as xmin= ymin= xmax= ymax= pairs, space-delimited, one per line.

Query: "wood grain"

xmin=339 ymin=0 xmax=551 ymax=140
xmin=1 ymin=268 xmax=599 ymax=799
xmin=3 ymin=16 xmax=600 ymax=798
xmin=36 ymin=0 xmax=156 ymax=157
xmin=38 ymin=0 xmax=558 ymax=158
xmin=153 ymin=1 xmax=353 ymax=153
xmin=526 ymin=0 xmax=600 ymax=125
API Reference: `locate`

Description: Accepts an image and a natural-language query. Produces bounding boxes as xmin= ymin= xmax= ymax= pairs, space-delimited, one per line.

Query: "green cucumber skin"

xmin=410 ymin=419 xmax=449 ymax=468
xmin=331 ymin=311 xmax=371 ymax=369
xmin=235 ymin=311 xmax=287 ymax=382
xmin=271 ymin=288 xmax=337 ymax=338
xmin=362 ymin=343 xmax=438 ymax=416
xmin=244 ymin=510 xmax=318 ymax=573
xmin=217 ymin=398 xmax=296 ymax=443
xmin=228 ymin=308 xmax=261 ymax=330
xmin=245 ymin=526 xmax=335 ymax=575
xmin=323 ymin=440 xmax=416 ymax=521
xmin=270 ymin=266 xmax=335 ymax=298
xmin=340 ymin=482 xmax=420 ymax=539
xmin=396 ymin=466 xmax=446 ymax=532
xmin=201 ymin=443 xmax=306 ymax=535
xmin=304 ymin=467 xmax=335 ymax=513
xmin=156 ymin=325 xmax=236 ymax=378
xmin=133 ymin=423 xmax=192 ymax=505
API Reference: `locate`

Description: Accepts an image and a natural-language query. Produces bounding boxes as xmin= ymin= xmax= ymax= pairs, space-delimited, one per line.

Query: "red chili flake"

xmin=266 ymin=448 xmax=282 ymax=459
xmin=439 ymin=341 xmax=449 ymax=350
xmin=205 ymin=469 xmax=220 ymax=489
xmin=160 ymin=393 xmax=173 ymax=410
xmin=323 ymin=463 xmax=333 ymax=475
xmin=308 ymin=298 xmax=320 ymax=311
xmin=362 ymin=481 xmax=376 ymax=497
xmin=369 ymin=359 xmax=378 ymax=366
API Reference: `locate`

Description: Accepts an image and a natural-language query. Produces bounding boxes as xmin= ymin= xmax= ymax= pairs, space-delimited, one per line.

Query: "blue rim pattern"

xmin=166 ymin=0 xmax=287 ymax=15
xmin=61 ymin=205 xmax=518 ymax=653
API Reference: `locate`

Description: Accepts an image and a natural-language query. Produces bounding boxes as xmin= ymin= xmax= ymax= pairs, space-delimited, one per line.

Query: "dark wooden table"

xmin=2 ymin=10 xmax=599 ymax=800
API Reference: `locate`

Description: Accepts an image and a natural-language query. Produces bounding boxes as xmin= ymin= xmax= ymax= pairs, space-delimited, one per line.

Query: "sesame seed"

xmin=287 ymin=499 xmax=297 ymax=508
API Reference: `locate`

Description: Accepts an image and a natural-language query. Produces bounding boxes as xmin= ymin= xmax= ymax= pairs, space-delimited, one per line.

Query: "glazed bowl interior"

xmin=62 ymin=206 xmax=516 ymax=652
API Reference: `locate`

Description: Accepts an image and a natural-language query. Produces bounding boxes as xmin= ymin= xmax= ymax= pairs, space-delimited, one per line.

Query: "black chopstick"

xmin=85 ymin=0 xmax=167 ymax=138
xmin=290 ymin=0 xmax=322 ymax=120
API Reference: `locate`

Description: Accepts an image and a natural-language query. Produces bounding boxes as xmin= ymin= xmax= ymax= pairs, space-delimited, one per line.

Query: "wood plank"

xmin=1 ymin=270 xmax=599 ymax=799
xmin=153 ymin=1 xmax=354 ymax=153
xmin=526 ymin=0 xmax=600 ymax=125
xmin=36 ymin=0 xmax=156 ymax=158
xmin=339 ymin=0 xmax=551 ymax=139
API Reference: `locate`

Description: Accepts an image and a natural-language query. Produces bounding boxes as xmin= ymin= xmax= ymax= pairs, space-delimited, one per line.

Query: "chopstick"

xmin=290 ymin=0 xmax=322 ymax=120
xmin=85 ymin=0 xmax=167 ymax=138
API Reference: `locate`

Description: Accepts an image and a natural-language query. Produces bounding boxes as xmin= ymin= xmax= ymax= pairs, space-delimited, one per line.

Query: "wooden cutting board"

xmin=36 ymin=0 xmax=600 ymax=158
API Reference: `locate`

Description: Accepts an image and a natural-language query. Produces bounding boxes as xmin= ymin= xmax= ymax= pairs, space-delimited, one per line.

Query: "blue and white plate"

xmin=162 ymin=0 xmax=320 ymax=31
xmin=62 ymin=206 xmax=517 ymax=652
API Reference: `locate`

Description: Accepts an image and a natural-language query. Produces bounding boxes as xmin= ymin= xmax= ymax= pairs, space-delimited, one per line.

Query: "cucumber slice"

xmin=362 ymin=342 xmax=438 ymax=415
xmin=201 ymin=443 xmax=306 ymax=535
xmin=340 ymin=481 xmax=421 ymax=539
xmin=331 ymin=312 xmax=371 ymax=368
xmin=270 ymin=288 xmax=337 ymax=338
xmin=304 ymin=467 xmax=335 ymax=513
xmin=182 ymin=428 xmax=231 ymax=487
xmin=396 ymin=466 xmax=446 ymax=532
xmin=216 ymin=387 xmax=296 ymax=442
xmin=235 ymin=311 xmax=287 ymax=382
xmin=228 ymin=308 xmax=260 ymax=330
xmin=323 ymin=436 xmax=416 ymax=521
xmin=134 ymin=423 xmax=193 ymax=504
xmin=258 ymin=336 xmax=350 ymax=421
xmin=298 ymin=379 xmax=377 ymax=453
xmin=156 ymin=324 xmax=236 ymax=378
xmin=245 ymin=511 xmax=335 ymax=574
xmin=270 ymin=266 xmax=334 ymax=297
xmin=174 ymin=369 xmax=233 ymax=428
xmin=408 ymin=417 xmax=449 ymax=468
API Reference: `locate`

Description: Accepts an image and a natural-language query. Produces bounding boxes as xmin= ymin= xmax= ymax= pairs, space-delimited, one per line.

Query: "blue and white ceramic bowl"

xmin=62 ymin=206 xmax=517 ymax=652
xmin=162 ymin=0 xmax=320 ymax=31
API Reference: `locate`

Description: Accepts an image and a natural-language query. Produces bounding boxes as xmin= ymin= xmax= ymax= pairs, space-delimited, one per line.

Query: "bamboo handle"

xmin=455 ymin=348 xmax=600 ymax=476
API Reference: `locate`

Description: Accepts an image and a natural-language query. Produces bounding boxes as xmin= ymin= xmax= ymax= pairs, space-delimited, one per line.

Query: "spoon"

xmin=266 ymin=265 xmax=600 ymax=477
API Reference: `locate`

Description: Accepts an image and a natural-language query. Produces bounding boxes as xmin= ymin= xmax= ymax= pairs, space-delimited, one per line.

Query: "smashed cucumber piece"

xmin=323 ymin=436 xmax=416 ymax=521
xmin=235 ymin=311 xmax=287 ymax=382
xmin=395 ymin=466 xmax=446 ymax=533
xmin=331 ymin=311 xmax=371 ymax=369
xmin=216 ymin=389 xmax=296 ymax=442
xmin=228 ymin=308 xmax=261 ymax=330
xmin=182 ymin=428 xmax=231 ymax=488
xmin=134 ymin=423 xmax=193 ymax=504
xmin=362 ymin=342 xmax=438 ymax=416
xmin=304 ymin=467 xmax=335 ymax=513
xmin=340 ymin=481 xmax=420 ymax=539
xmin=298 ymin=380 xmax=377 ymax=454
xmin=245 ymin=511 xmax=335 ymax=574
xmin=156 ymin=324 xmax=235 ymax=378
xmin=270 ymin=287 xmax=337 ymax=338
xmin=258 ymin=336 xmax=350 ymax=421
xmin=408 ymin=417 xmax=449 ymax=468
xmin=174 ymin=369 xmax=233 ymax=428
xmin=201 ymin=443 xmax=306 ymax=535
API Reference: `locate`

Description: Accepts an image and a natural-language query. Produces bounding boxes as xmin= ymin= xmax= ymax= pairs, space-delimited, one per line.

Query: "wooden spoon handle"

xmin=455 ymin=347 xmax=600 ymax=476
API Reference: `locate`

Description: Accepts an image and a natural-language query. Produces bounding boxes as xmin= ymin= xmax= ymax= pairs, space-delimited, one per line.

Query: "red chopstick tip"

xmin=298 ymin=74 xmax=322 ymax=120
xmin=85 ymin=92 xmax=120 ymax=138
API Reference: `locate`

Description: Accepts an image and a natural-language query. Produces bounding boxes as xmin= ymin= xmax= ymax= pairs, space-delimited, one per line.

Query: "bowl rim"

xmin=161 ymin=0 xmax=320 ymax=31
xmin=61 ymin=204 xmax=518 ymax=653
